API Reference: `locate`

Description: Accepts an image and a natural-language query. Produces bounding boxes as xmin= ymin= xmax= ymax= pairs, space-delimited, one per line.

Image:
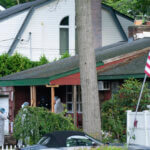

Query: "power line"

xmin=0 ymin=44 xmax=75 ymax=51
xmin=0 ymin=38 xmax=14 ymax=42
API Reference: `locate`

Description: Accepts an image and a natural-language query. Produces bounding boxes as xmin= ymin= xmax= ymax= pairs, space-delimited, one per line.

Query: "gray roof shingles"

xmin=99 ymin=54 xmax=147 ymax=77
xmin=1 ymin=38 xmax=150 ymax=83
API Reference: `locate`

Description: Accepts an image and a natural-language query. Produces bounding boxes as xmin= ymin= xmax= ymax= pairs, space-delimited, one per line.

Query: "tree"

xmin=76 ymin=0 xmax=102 ymax=140
xmin=0 ymin=53 xmax=49 ymax=77
xmin=102 ymin=0 xmax=150 ymax=18
xmin=0 ymin=0 xmax=34 ymax=8
xmin=101 ymin=78 xmax=150 ymax=142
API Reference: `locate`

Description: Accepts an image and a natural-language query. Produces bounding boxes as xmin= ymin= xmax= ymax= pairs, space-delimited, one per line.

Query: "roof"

xmin=102 ymin=3 xmax=133 ymax=22
xmin=98 ymin=53 xmax=147 ymax=80
xmin=0 ymin=1 xmax=133 ymax=21
xmin=0 ymin=0 xmax=51 ymax=20
xmin=0 ymin=38 xmax=150 ymax=86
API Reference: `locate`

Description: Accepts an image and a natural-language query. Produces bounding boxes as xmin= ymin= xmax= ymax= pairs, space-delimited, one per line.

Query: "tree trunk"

xmin=75 ymin=0 xmax=102 ymax=140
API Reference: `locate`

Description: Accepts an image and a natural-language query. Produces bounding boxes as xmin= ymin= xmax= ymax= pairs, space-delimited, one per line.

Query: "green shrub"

xmin=0 ymin=53 xmax=49 ymax=77
xmin=13 ymin=107 xmax=77 ymax=145
xmin=101 ymin=78 xmax=150 ymax=142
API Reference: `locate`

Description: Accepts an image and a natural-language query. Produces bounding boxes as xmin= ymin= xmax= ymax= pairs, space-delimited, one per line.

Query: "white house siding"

xmin=15 ymin=0 xmax=75 ymax=61
xmin=102 ymin=9 xmax=124 ymax=46
xmin=0 ymin=0 xmax=132 ymax=61
xmin=117 ymin=14 xmax=133 ymax=37
xmin=0 ymin=11 xmax=29 ymax=54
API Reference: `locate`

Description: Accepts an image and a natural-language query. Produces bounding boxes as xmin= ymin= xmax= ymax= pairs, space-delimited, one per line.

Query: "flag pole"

xmin=135 ymin=74 xmax=147 ymax=116
xmin=128 ymin=73 xmax=147 ymax=145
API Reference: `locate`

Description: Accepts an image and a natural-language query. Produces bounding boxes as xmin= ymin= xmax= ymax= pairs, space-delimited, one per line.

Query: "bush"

xmin=0 ymin=53 xmax=49 ymax=77
xmin=13 ymin=107 xmax=77 ymax=145
xmin=101 ymin=78 xmax=150 ymax=142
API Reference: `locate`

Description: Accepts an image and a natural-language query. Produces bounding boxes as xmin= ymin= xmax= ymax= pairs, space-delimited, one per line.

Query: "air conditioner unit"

xmin=98 ymin=81 xmax=110 ymax=91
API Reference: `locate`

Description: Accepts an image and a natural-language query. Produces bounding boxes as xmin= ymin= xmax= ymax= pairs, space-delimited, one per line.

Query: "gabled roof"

xmin=98 ymin=53 xmax=147 ymax=80
xmin=0 ymin=0 xmax=133 ymax=21
xmin=0 ymin=38 xmax=150 ymax=86
xmin=0 ymin=0 xmax=51 ymax=20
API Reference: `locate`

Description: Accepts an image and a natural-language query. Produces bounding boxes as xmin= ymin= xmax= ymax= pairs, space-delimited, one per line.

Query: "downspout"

xmin=8 ymin=7 xmax=34 ymax=55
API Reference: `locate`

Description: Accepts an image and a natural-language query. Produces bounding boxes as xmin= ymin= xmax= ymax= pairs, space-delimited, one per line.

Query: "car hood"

xmin=21 ymin=144 xmax=48 ymax=150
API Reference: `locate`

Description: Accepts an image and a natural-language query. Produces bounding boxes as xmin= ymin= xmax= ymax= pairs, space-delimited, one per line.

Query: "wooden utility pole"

xmin=76 ymin=0 xmax=102 ymax=140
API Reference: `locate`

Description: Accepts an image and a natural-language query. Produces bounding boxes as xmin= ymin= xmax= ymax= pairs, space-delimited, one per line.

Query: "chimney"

xmin=128 ymin=25 xmax=150 ymax=40
xmin=128 ymin=15 xmax=150 ymax=41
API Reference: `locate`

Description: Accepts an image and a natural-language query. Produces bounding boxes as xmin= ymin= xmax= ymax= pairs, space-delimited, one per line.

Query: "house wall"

xmin=102 ymin=9 xmax=124 ymax=46
xmin=116 ymin=15 xmax=133 ymax=37
xmin=0 ymin=0 xmax=132 ymax=61
xmin=0 ymin=11 xmax=29 ymax=54
xmin=15 ymin=0 xmax=75 ymax=61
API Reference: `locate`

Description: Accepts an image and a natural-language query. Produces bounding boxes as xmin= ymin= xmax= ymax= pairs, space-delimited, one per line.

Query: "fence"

xmin=0 ymin=145 xmax=25 ymax=150
xmin=127 ymin=110 xmax=150 ymax=146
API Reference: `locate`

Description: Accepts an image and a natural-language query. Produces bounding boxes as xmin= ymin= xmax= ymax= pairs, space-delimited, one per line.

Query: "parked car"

xmin=21 ymin=131 xmax=150 ymax=150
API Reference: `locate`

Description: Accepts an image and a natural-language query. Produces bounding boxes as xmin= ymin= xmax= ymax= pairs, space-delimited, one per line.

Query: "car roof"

xmin=43 ymin=131 xmax=86 ymax=147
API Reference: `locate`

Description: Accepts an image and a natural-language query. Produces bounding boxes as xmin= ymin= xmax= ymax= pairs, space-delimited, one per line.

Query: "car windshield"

xmin=38 ymin=136 xmax=51 ymax=146
xmin=66 ymin=135 xmax=103 ymax=147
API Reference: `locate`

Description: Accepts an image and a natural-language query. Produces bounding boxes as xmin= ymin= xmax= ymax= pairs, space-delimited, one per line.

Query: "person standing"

xmin=54 ymin=96 xmax=64 ymax=114
xmin=0 ymin=108 xmax=7 ymax=146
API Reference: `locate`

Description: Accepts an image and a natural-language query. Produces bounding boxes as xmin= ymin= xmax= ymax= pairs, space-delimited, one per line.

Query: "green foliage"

xmin=0 ymin=53 xmax=49 ymax=77
xmin=101 ymin=78 xmax=150 ymax=142
xmin=13 ymin=106 xmax=77 ymax=145
xmin=102 ymin=0 xmax=150 ymax=18
xmin=0 ymin=0 xmax=34 ymax=8
xmin=53 ymin=52 xmax=71 ymax=61
xmin=60 ymin=52 xmax=71 ymax=59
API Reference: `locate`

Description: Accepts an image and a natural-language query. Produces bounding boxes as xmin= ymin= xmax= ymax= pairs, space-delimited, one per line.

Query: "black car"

xmin=21 ymin=131 xmax=150 ymax=150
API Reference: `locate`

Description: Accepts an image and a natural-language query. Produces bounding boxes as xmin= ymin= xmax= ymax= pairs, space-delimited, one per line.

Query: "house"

xmin=0 ymin=0 xmax=133 ymax=61
xmin=0 ymin=29 xmax=150 ymax=134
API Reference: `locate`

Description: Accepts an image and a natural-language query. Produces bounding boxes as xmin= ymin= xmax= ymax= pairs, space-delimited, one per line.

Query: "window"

xmin=66 ymin=86 xmax=82 ymax=113
xmin=66 ymin=135 xmax=102 ymax=147
xmin=38 ymin=136 xmax=51 ymax=146
xmin=66 ymin=135 xmax=93 ymax=147
xmin=60 ymin=16 xmax=69 ymax=55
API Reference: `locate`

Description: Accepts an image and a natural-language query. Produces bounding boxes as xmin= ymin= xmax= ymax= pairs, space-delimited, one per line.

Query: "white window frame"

xmin=59 ymin=16 xmax=70 ymax=55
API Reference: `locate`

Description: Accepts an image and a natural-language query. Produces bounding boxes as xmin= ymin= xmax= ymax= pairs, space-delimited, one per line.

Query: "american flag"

xmin=145 ymin=52 xmax=150 ymax=77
